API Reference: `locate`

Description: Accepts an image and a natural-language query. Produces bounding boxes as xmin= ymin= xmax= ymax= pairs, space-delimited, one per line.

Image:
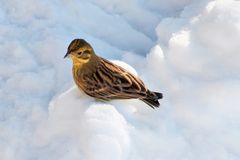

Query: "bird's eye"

xmin=77 ymin=51 xmax=82 ymax=55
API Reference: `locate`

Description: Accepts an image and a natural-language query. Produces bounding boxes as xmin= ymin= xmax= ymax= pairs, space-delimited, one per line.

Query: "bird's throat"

xmin=71 ymin=56 xmax=89 ymax=67
xmin=72 ymin=55 xmax=98 ymax=78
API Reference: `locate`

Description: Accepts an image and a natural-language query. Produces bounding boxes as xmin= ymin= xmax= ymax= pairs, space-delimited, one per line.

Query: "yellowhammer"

xmin=64 ymin=39 xmax=163 ymax=108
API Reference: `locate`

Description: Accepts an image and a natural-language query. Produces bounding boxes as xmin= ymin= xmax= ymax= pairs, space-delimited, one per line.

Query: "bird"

xmin=64 ymin=39 xmax=163 ymax=108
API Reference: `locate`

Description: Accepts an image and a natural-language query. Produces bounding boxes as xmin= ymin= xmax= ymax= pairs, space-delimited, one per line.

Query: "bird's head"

xmin=64 ymin=39 xmax=95 ymax=64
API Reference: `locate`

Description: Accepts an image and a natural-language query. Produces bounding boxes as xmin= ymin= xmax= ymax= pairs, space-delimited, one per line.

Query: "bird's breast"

xmin=72 ymin=66 xmax=84 ymax=88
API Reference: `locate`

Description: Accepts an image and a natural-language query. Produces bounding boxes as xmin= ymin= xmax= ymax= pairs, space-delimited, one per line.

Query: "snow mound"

xmin=33 ymin=86 xmax=130 ymax=160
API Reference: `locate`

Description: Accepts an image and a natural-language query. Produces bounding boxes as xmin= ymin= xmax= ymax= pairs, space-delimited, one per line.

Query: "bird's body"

xmin=65 ymin=39 xmax=163 ymax=108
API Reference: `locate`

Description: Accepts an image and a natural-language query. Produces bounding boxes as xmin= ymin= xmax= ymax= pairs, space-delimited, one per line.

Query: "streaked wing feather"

xmin=82 ymin=57 xmax=148 ymax=100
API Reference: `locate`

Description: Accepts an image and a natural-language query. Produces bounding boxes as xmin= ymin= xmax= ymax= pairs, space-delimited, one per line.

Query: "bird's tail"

xmin=141 ymin=92 xmax=163 ymax=109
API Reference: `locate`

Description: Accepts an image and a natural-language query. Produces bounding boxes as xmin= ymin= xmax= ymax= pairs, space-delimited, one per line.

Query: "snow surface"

xmin=1 ymin=0 xmax=240 ymax=159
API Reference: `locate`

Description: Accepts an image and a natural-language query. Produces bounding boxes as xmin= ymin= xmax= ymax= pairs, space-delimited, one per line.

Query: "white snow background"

xmin=1 ymin=0 xmax=240 ymax=159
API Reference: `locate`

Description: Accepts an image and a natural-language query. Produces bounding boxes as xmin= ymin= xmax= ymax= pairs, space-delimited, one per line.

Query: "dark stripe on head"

xmin=68 ymin=39 xmax=91 ymax=52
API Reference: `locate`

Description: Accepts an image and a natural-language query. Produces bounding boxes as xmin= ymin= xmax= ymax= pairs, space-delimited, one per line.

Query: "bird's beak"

xmin=64 ymin=51 xmax=70 ymax=58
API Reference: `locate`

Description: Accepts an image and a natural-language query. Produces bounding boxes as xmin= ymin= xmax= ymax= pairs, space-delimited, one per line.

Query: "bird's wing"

xmin=82 ymin=58 xmax=149 ymax=100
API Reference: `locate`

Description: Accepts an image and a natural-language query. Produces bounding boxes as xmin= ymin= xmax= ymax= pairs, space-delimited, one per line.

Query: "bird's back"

xmin=73 ymin=56 xmax=162 ymax=108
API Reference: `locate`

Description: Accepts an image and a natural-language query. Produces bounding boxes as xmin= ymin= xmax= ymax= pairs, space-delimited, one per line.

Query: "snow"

xmin=1 ymin=0 xmax=240 ymax=159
